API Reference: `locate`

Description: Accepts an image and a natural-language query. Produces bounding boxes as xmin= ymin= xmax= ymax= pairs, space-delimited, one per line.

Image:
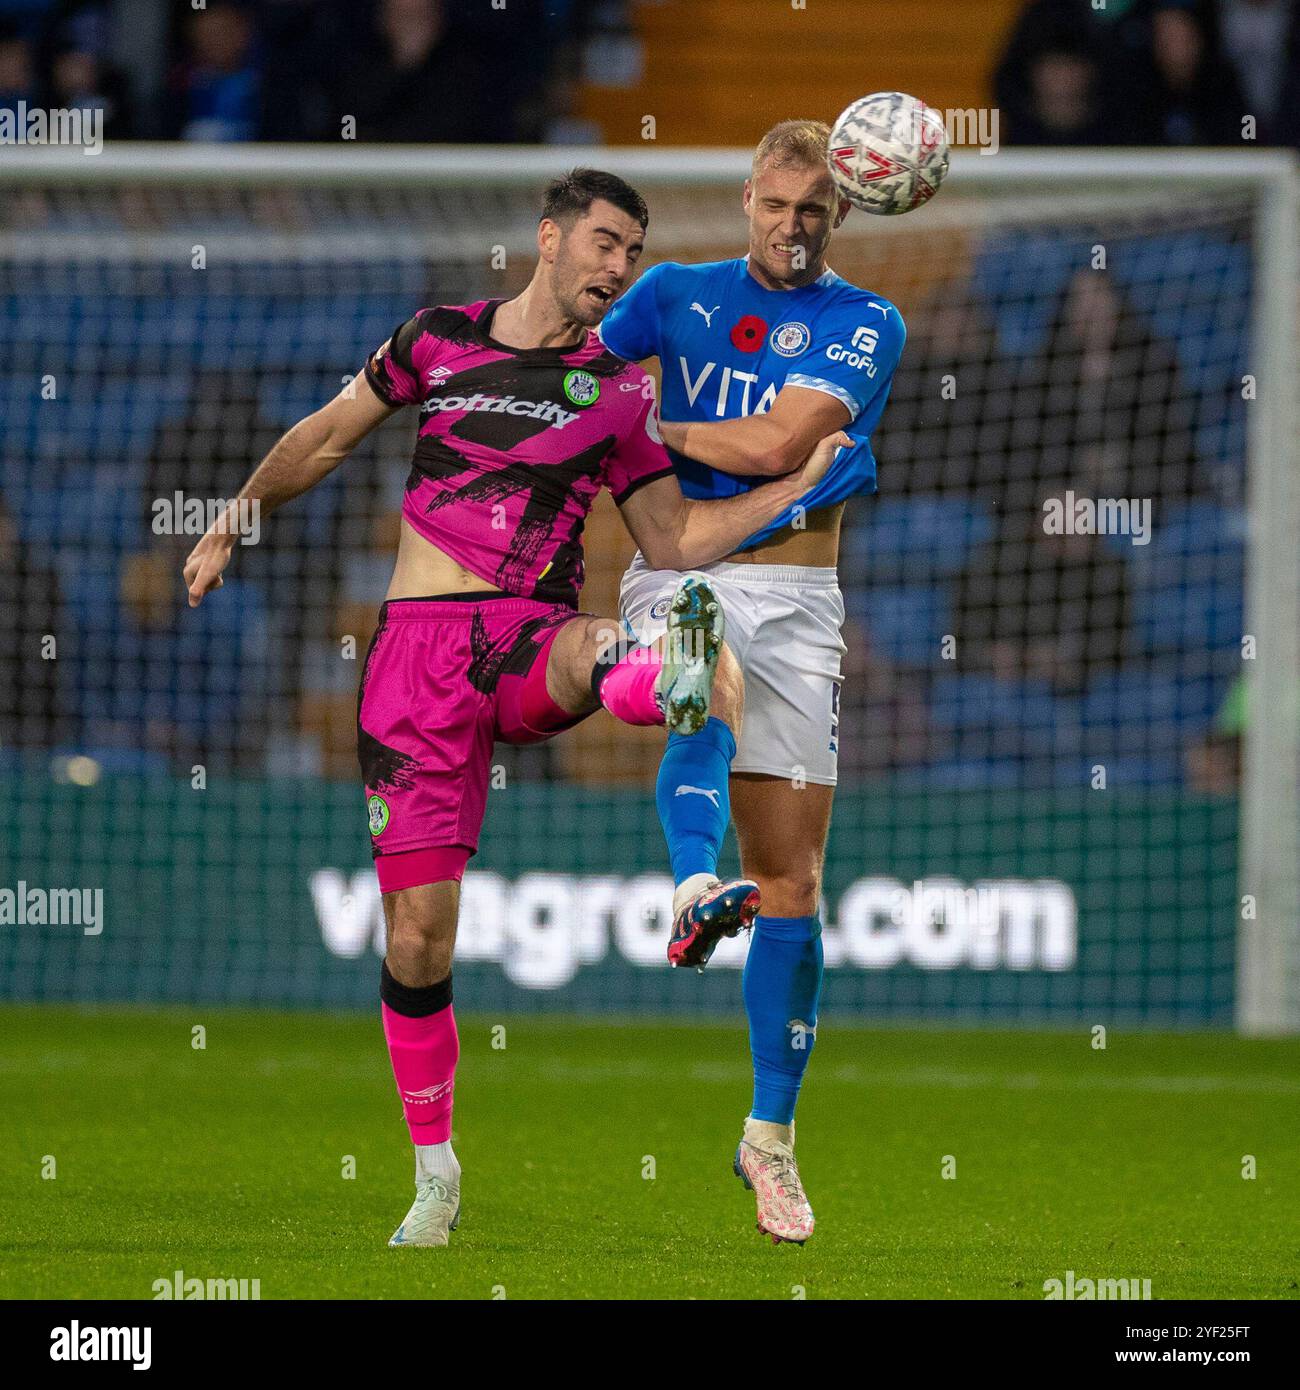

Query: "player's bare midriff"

xmin=385 ymin=517 xmax=505 ymax=600
xmin=386 ymin=500 xmax=845 ymax=599
xmin=722 ymin=500 xmax=843 ymax=568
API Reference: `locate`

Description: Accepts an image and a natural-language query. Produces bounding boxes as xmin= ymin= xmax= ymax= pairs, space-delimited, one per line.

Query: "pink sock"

xmin=381 ymin=999 xmax=459 ymax=1145
xmin=598 ymin=646 xmax=664 ymax=727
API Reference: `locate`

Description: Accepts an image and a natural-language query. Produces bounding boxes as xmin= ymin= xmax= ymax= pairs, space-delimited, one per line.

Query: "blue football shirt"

xmin=599 ymin=256 xmax=905 ymax=548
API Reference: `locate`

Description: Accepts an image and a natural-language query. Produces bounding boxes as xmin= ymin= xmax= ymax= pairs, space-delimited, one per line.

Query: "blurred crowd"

xmin=996 ymin=0 xmax=1300 ymax=146
xmin=0 ymin=0 xmax=625 ymax=144
xmin=2 ymin=0 xmax=1298 ymax=147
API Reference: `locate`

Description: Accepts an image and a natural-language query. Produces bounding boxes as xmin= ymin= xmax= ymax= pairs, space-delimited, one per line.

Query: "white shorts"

xmin=619 ymin=553 xmax=847 ymax=786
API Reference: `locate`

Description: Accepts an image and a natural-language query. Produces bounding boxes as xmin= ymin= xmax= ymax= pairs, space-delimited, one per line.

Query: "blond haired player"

xmin=600 ymin=122 xmax=906 ymax=1244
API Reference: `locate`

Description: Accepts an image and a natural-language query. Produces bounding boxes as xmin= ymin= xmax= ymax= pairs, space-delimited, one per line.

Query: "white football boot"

xmin=656 ymin=575 xmax=723 ymax=736
xmin=733 ymin=1117 xmax=815 ymax=1245
xmin=388 ymin=1175 xmax=461 ymax=1248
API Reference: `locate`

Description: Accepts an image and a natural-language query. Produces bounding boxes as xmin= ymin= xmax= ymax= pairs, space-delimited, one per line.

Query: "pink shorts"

xmin=357 ymin=592 xmax=589 ymax=891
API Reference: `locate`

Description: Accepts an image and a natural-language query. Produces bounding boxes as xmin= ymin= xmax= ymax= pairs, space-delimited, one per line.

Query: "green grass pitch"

xmin=2 ymin=1006 xmax=1297 ymax=1300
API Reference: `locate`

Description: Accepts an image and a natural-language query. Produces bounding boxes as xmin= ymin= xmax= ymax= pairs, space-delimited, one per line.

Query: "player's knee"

xmin=709 ymin=641 xmax=744 ymax=729
xmin=750 ymin=864 xmax=822 ymax=919
xmin=386 ymin=885 xmax=458 ymax=978
xmin=551 ymin=615 xmax=618 ymax=712
xmin=584 ymin=616 xmax=625 ymax=665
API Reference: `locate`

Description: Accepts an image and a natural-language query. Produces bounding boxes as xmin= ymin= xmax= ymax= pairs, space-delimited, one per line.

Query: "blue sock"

xmin=655 ymin=716 xmax=735 ymax=883
xmin=744 ymin=915 xmax=824 ymax=1124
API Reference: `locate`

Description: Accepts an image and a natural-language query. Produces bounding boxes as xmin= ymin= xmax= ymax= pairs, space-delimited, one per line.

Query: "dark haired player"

xmin=184 ymin=168 xmax=847 ymax=1248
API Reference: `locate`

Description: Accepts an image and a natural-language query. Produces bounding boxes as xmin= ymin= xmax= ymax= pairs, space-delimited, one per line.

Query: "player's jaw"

xmin=548 ymin=249 xmax=625 ymax=329
xmin=547 ymin=204 xmax=644 ymax=328
xmin=570 ymin=276 xmax=621 ymax=325
xmin=764 ymin=234 xmax=817 ymax=278
xmin=752 ymin=215 xmax=830 ymax=289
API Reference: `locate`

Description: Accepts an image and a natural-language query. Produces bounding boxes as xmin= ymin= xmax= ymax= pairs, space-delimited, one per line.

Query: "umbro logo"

xmin=675 ymin=784 xmax=721 ymax=806
xmin=403 ymin=1081 xmax=452 ymax=1105
xmin=689 ymin=302 xmax=721 ymax=327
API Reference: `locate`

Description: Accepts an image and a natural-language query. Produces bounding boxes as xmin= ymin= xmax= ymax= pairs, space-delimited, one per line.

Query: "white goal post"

xmin=1 ymin=145 xmax=1296 ymax=1032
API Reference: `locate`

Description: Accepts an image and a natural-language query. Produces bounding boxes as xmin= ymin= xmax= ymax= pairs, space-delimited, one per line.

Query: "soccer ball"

xmin=827 ymin=92 xmax=950 ymax=216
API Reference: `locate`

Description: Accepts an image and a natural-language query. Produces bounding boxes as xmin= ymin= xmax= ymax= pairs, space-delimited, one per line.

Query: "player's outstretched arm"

xmin=620 ymin=430 xmax=849 ymax=571
xmin=183 ymin=375 xmax=396 ymax=608
xmin=659 ymin=385 xmax=851 ymax=479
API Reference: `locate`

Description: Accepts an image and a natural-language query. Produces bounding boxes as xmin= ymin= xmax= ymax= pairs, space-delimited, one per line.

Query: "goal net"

xmin=0 ymin=146 xmax=1295 ymax=1031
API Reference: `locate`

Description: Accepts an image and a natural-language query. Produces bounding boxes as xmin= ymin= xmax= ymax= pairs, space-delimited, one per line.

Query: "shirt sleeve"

xmin=598 ymin=263 xmax=667 ymax=363
xmin=786 ymin=300 xmax=907 ymax=418
xmin=363 ymin=309 xmax=438 ymax=407
xmin=607 ymin=386 xmax=677 ymax=505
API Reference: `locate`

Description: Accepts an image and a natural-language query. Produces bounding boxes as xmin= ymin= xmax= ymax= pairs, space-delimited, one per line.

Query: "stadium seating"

xmin=0 ymin=221 xmax=1249 ymax=790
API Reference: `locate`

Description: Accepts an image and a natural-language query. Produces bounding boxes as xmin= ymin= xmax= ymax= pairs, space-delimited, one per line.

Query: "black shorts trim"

xmin=383 ymin=591 xmax=514 ymax=604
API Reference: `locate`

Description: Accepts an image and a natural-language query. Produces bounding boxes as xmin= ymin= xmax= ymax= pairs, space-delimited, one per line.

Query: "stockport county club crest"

xmin=769 ymin=321 xmax=811 ymax=357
